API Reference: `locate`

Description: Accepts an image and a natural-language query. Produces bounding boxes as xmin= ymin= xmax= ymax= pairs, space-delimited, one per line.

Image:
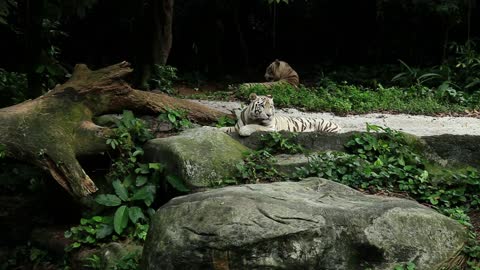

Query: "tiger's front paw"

xmin=238 ymin=126 xmax=254 ymax=137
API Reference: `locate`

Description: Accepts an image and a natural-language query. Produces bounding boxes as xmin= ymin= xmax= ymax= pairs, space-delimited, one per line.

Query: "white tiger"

xmin=220 ymin=93 xmax=341 ymax=137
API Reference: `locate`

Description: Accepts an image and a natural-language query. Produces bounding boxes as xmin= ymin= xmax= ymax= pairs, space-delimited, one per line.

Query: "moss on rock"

xmin=143 ymin=127 xmax=250 ymax=189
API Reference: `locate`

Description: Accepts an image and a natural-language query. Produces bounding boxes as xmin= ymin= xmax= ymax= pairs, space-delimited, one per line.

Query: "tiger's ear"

xmin=274 ymin=59 xmax=280 ymax=64
xmin=249 ymin=93 xmax=258 ymax=100
xmin=266 ymin=94 xmax=272 ymax=98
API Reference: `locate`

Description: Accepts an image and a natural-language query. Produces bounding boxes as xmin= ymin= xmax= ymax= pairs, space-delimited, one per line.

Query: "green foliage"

xmin=158 ymin=108 xmax=193 ymax=131
xmin=150 ymin=65 xmax=178 ymax=94
xmin=394 ymin=262 xmax=416 ymax=270
xmin=0 ymin=160 xmax=49 ymax=195
xmin=183 ymin=89 xmax=234 ymax=101
xmin=295 ymin=124 xmax=480 ymax=209
xmin=83 ymin=254 xmax=102 ymax=269
xmin=441 ymin=208 xmax=472 ymax=229
xmin=112 ymin=251 xmax=141 ymax=270
xmin=66 ymin=110 xmax=188 ymax=251
xmin=0 ymin=0 xmax=16 ymax=25
xmin=64 ymin=216 xmax=114 ymax=251
xmin=260 ymin=132 xmax=303 ymax=154
xmin=236 ymin=150 xmax=285 ymax=183
xmin=83 ymin=250 xmax=141 ymax=270
xmin=230 ymin=132 xmax=302 ymax=185
xmin=236 ymin=80 xmax=477 ymax=115
xmin=441 ymin=208 xmax=480 ymax=267
xmin=215 ymin=115 xmax=236 ymax=128
xmin=392 ymin=59 xmax=441 ymax=87
xmin=0 ymin=245 xmax=59 ymax=270
xmin=448 ymin=41 xmax=480 ymax=93
xmin=0 ymin=68 xmax=27 ymax=107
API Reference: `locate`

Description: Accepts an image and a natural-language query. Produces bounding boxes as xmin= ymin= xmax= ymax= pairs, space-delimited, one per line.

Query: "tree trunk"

xmin=139 ymin=0 xmax=174 ymax=89
xmin=0 ymin=61 xmax=230 ymax=198
xmin=152 ymin=0 xmax=174 ymax=66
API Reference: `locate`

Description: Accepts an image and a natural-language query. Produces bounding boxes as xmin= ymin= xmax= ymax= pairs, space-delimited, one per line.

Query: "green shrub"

xmin=65 ymin=110 xmax=188 ymax=251
xmin=149 ymin=65 xmax=178 ymax=94
xmin=0 ymin=69 xmax=27 ymax=107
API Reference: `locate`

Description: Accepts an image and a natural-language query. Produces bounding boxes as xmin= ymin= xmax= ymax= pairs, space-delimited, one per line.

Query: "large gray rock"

xmin=143 ymin=127 xmax=250 ymax=189
xmin=142 ymin=178 xmax=467 ymax=270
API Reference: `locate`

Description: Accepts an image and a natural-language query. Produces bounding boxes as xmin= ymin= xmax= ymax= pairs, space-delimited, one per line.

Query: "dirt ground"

xmin=189 ymin=99 xmax=480 ymax=136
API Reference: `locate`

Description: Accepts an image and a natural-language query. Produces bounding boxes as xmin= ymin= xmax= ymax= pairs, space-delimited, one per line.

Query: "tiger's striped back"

xmin=273 ymin=115 xmax=341 ymax=133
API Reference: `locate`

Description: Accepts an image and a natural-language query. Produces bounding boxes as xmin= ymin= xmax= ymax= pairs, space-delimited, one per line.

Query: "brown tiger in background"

xmin=238 ymin=59 xmax=299 ymax=89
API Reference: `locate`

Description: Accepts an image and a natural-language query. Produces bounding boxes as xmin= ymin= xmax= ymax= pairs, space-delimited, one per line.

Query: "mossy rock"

xmin=143 ymin=127 xmax=250 ymax=190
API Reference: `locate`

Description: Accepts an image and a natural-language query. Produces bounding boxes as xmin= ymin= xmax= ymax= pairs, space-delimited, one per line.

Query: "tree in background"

xmin=0 ymin=0 xmax=97 ymax=98
xmin=136 ymin=0 xmax=174 ymax=90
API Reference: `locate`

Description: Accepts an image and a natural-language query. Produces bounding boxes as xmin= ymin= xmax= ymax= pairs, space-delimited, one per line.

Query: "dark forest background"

xmin=2 ymin=2 xmax=480 ymax=269
xmin=1 ymin=0 xmax=478 ymax=85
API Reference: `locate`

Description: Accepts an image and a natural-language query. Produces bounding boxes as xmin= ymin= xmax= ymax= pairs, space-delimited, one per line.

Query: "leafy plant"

xmin=0 ymin=245 xmax=59 ymax=270
xmin=435 ymin=81 xmax=467 ymax=104
xmin=0 ymin=68 xmax=27 ymax=107
xmin=113 ymin=250 xmax=142 ymax=270
xmin=391 ymin=59 xmax=441 ymax=87
xmin=296 ymin=124 xmax=480 ymax=208
xmin=149 ymin=65 xmax=178 ymax=94
xmin=394 ymin=262 xmax=416 ymax=270
xmin=260 ymin=131 xmax=304 ymax=154
xmin=82 ymin=251 xmax=141 ymax=270
xmin=158 ymin=108 xmax=192 ymax=131
xmin=83 ymin=254 xmax=102 ymax=269
xmin=64 ymin=216 xmax=114 ymax=251
xmin=215 ymin=115 xmax=236 ymax=128
xmin=66 ymin=110 xmax=188 ymax=251
xmin=448 ymin=41 xmax=480 ymax=93
xmin=236 ymin=150 xmax=285 ymax=183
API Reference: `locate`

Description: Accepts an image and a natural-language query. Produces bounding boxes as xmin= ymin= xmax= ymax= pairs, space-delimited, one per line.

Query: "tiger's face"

xmin=247 ymin=93 xmax=275 ymax=124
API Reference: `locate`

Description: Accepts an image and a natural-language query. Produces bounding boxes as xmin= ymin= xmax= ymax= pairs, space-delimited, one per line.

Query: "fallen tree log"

xmin=0 ymin=61 xmax=230 ymax=198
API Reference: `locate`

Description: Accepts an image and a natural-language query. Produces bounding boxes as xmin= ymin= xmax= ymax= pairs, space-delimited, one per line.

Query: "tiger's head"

xmin=247 ymin=93 xmax=275 ymax=125
xmin=264 ymin=59 xmax=299 ymax=86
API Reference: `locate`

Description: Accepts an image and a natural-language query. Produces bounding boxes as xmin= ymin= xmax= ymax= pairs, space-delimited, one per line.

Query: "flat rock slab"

xmin=233 ymin=131 xmax=480 ymax=168
xmin=142 ymin=178 xmax=466 ymax=270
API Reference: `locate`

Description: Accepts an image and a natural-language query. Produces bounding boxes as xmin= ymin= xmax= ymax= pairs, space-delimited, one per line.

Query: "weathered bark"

xmin=152 ymin=0 xmax=174 ymax=66
xmin=139 ymin=0 xmax=174 ymax=89
xmin=0 ymin=61 xmax=230 ymax=198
